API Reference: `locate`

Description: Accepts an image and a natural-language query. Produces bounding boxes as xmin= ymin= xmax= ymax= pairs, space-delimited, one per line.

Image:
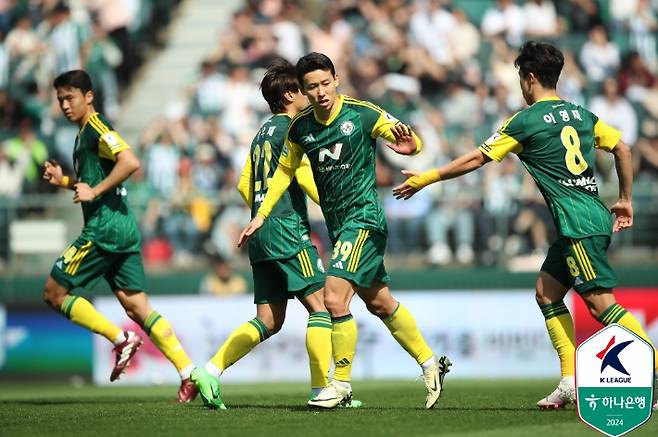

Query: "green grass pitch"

xmin=1 ymin=379 xmax=655 ymax=436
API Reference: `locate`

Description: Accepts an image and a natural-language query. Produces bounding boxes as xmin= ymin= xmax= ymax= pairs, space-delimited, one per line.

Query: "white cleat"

xmin=308 ymin=380 xmax=352 ymax=409
xmin=423 ymin=355 xmax=452 ymax=409
xmin=537 ymin=376 xmax=575 ymax=409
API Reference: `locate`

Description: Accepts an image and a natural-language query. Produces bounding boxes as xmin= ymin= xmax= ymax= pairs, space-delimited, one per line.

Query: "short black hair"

xmin=53 ymin=69 xmax=93 ymax=94
xmin=260 ymin=58 xmax=301 ymax=114
xmin=295 ymin=52 xmax=336 ymax=87
xmin=514 ymin=41 xmax=564 ymax=89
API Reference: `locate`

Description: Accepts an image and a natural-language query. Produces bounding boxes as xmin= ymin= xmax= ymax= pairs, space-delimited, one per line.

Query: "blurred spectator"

xmin=44 ymin=3 xmax=86 ymax=75
xmin=629 ymin=0 xmax=658 ymax=70
xmin=562 ymin=0 xmax=602 ymax=32
xmin=3 ymin=118 xmax=48 ymax=193
xmin=590 ymin=78 xmax=638 ymax=146
xmin=580 ymin=26 xmax=620 ymax=83
xmin=192 ymin=60 xmax=226 ymax=117
xmin=86 ymin=0 xmax=137 ymax=84
xmin=523 ymin=0 xmax=559 ymax=38
xmin=557 ymin=50 xmax=586 ymax=105
xmin=481 ymin=0 xmax=525 ymax=47
xmin=449 ymin=8 xmax=480 ymax=66
xmin=0 ymin=140 xmax=29 ymax=197
xmin=617 ymin=51 xmax=656 ymax=102
xmin=199 ymin=254 xmax=248 ymax=297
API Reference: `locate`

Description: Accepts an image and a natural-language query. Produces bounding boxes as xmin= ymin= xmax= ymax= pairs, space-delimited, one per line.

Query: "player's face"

xmin=302 ymin=69 xmax=339 ymax=116
xmin=57 ymin=86 xmax=93 ymax=124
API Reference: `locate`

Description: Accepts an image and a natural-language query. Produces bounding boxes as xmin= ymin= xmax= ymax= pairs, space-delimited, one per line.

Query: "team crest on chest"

xmin=340 ymin=120 xmax=354 ymax=136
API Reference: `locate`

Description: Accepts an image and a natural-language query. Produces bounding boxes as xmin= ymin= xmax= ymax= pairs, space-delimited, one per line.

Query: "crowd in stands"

xmin=3 ymin=0 xmax=658 ymax=269
xmin=0 ymin=0 xmax=180 ymax=265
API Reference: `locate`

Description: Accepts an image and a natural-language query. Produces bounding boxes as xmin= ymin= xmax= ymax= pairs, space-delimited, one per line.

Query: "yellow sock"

xmin=60 ymin=295 xmax=122 ymax=343
xmin=143 ymin=311 xmax=193 ymax=376
xmin=383 ymin=303 xmax=434 ymax=365
xmin=307 ymin=312 xmax=332 ymax=388
xmin=599 ymin=303 xmax=658 ymax=371
xmin=210 ymin=318 xmax=269 ymax=372
xmin=332 ymin=314 xmax=357 ymax=382
xmin=540 ymin=301 xmax=575 ymax=377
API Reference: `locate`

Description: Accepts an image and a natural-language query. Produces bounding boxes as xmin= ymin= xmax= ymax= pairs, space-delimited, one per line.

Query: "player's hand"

xmin=610 ymin=199 xmax=633 ymax=232
xmin=73 ymin=182 xmax=97 ymax=203
xmin=42 ymin=160 xmax=63 ymax=186
xmin=386 ymin=124 xmax=417 ymax=155
xmin=237 ymin=215 xmax=265 ymax=247
xmin=392 ymin=170 xmax=421 ymax=200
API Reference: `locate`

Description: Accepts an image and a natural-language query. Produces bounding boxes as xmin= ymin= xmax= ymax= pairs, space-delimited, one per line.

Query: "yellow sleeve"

xmin=237 ymin=154 xmax=253 ymax=207
xmin=479 ymin=131 xmax=523 ymax=162
xmin=372 ymin=111 xmax=422 ymax=154
xmin=256 ymin=138 xmax=303 ymax=218
xmin=593 ymin=119 xmax=622 ymax=151
xmin=295 ymin=155 xmax=320 ymax=205
xmin=98 ymin=130 xmax=130 ymax=161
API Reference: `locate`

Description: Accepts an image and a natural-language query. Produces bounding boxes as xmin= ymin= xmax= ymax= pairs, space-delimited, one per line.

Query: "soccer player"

xmin=190 ymin=58 xmax=337 ymax=410
xmin=42 ymin=70 xmax=198 ymax=403
xmin=393 ymin=41 xmax=658 ymax=410
xmin=239 ymin=52 xmax=451 ymax=410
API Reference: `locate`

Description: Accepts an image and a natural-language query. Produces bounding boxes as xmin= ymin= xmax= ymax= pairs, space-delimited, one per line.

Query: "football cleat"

xmin=537 ymin=376 xmax=575 ymax=409
xmin=338 ymin=398 xmax=363 ymax=409
xmin=110 ymin=331 xmax=143 ymax=382
xmin=423 ymin=355 xmax=451 ymax=409
xmin=177 ymin=378 xmax=199 ymax=403
xmin=190 ymin=368 xmax=226 ymax=410
xmin=308 ymin=380 xmax=352 ymax=409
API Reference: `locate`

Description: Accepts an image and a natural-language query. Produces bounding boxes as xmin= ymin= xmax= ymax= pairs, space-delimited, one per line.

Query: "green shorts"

xmin=541 ymin=235 xmax=617 ymax=294
xmin=50 ymin=236 xmax=146 ymax=292
xmin=327 ymin=228 xmax=390 ymax=289
xmin=252 ymin=245 xmax=325 ymax=304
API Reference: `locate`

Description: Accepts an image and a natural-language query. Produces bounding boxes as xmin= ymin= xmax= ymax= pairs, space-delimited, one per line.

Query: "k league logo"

xmin=576 ymin=324 xmax=654 ymax=436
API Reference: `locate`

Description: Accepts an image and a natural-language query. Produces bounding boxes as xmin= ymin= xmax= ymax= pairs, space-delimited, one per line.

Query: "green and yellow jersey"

xmin=74 ymin=112 xmax=141 ymax=252
xmin=479 ymin=97 xmax=621 ymax=239
xmin=239 ymin=113 xmax=319 ymax=263
xmin=258 ymin=95 xmax=417 ymax=242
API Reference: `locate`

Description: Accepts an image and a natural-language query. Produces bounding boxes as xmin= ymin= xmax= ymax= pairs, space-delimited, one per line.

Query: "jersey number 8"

xmin=560 ymin=125 xmax=588 ymax=175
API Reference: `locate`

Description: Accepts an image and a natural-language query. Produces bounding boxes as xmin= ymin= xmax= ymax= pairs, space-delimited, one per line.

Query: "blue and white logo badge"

xmin=576 ymin=324 xmax=654 ymax=436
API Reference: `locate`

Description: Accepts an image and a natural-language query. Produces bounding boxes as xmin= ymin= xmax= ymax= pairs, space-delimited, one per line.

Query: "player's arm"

xmin=392 ymin=149 xmax=492 ymax=199
xmin=594 ymin=119 xmax=633 ymax=232
xmin=237 ymin=154 xmax=254 ymax=207
xmin=295 ymin=155 xmax=320 ymax=205
xmin=74 ymin=132 xmax=140 ymax=203
xmin=370 ymin=106 xmax=422 ymax=155
xmin=393 ymin=118 xmax=522 ymax=199
xmin=43 ymin=159 xmax=77 ymax=190
xmin=237 ymin=138 xmax=303 ymax=247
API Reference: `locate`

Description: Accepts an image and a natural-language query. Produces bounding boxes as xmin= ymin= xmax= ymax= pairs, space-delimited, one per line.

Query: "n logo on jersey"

xmin=318 ymin=143 xmax=344 ymax=162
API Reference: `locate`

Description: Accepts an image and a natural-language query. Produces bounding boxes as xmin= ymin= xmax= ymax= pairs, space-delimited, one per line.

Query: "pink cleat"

xmin=110 ymin=331 xmax=143 ymax=382
xmin=177 ymin=378 xmax=199 ymax=403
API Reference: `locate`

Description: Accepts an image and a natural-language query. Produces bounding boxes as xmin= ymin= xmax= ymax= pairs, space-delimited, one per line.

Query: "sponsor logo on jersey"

xmin=318 ymin=143 xmax=343 ymax=162
xmin=559 ymin=176 xmax=597 ymax=192
xmin=301 ymin=134 xmax=316 ymax=145
xmin=340 ymin=120 xmax=354 ymax=136
xmin=332 ymin=261 xmax=344 ymax=269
